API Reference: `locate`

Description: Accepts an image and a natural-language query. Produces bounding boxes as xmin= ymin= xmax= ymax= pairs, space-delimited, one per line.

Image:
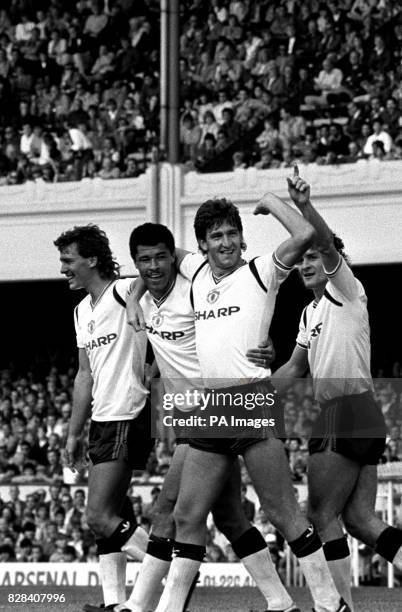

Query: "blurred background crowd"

xmin=0 ymin=0 xmax=402 ymax=185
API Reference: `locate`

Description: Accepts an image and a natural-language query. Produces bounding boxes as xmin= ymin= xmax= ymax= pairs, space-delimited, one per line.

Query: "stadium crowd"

xmin=0 ymin=360 xmax=401 ymax=583
xmin=0 ymin=0 xmax=402 ymax=185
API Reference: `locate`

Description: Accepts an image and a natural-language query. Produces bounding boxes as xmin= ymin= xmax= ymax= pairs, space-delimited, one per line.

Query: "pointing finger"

xmin=293 ymin=163 xmax=299 ymax=178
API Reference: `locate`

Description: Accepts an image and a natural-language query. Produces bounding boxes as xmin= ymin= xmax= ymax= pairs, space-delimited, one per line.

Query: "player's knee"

xmin=212 ymin=510 xmax=248 ymax=541
xmin=153 ymin=493 xmax=176 ymax=518
xmin=87 ymin=506 xmax=110 ymax=536
xmin=307 ymin=504 xmax=336 ymax=533
xmin=342 ymin=508 xmax=367 ymax=539
xmin=151 ymin=508 xmax=175 ymax=539
xmin=255 ymin=494 xmax=292 ymax=533
xmin=265 ymin=509 xmax=291 ymax=534
xmin=174 ymin=502 xmax=205 ymax=533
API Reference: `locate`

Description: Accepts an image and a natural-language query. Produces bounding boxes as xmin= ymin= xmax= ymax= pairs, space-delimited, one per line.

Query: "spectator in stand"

xmin=363 ymin=120 xmax=393 ymax=157
xmin=317 ymin=22 xmax=343 ymax=62
xmin=381 ymin=98 xmax=401 ymax=140
xmin=262 ymin=60 xmax=285 ymax=101
xmin=300 ymin=18 xmax=322 ymax=68
xmin=314 ymin=124 xmax=331 ymax=162
xmin=232 ymin=150 xmax=247 ymax=169
xmin=214 ymin=42 xmax=244 ymax=88
xmin=345 ymin=101 xmax=365 ymax=141
xmin=222 ymin=14 xmax=243 ymax=44
xmin=15 ymin=14 xmax=35 ymax=43
xmin=47 ymin=30 xmax=67 ymax=67
xmin=213 ymin=89 xmax=233 ymax=124
xmin=366 ymin=96 xmax=385 ymax=125
xmin=30 ymin=543 xmax=46 ymax=562
xmin=96 ymin=156 xmax=121 ymax=179
xmin=45 ymin=446 xmax=63 ymax=475
xmin=83 ymin=541 xmax=99 ymax=562
xmin=278 ymin=105 xmax=306 ymax=157
xmin=256 ymin=118 xmax=281 ymax=153
xmin=251 ymin=46 xmax=273 ymax=78
xmin=68 ymin=526 xmax=85 ymax=560
xmin=293 ymin=131 xmax=317 ymax=164
xmin=387 ymin=426 xmax=402 ymax=458
xmin=371 ymin=139 xmax=391 ymax=161
xmin=326 ymin=123 xmax=351 ymax=162
xmin=222 ymin=106 xmax=242 ymax=143
xmin=215 ymin=127 xmax=231 ymax=154
xmin=368 ymin=34 xmax=392 ymax=75
xmin=305 ymin=56 xmax=344 ymax=108
xmin=83 ymin=3 xmax=108 ymax=50
xmin=121 ymin=157 xmax=141 ymax=178
xmin=0 ymin=544 xmax=15 ymax=561
xmin=196 ymin=133 xmax=217 ymax=168
xmin=342 ymin=49 xmax=368 ymax=98
xmin=199 ymin=110 xmax=219 ymax=143
xmin=180 ymin=112 xmax=202 ymax=161
xmin=191 ymin=51 xmax=215 ymax=92
xmin=49 ymin=533 xmax=68 ymax=562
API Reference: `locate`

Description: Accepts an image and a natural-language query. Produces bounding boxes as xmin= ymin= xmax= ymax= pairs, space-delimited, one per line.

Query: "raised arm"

xmin=287 ymin=165 xmax=339 ymax=272
xmin=65 ymin=348 xmax=93 ymax=472
xmin=254 ymin=181 xmax=315 ymax=268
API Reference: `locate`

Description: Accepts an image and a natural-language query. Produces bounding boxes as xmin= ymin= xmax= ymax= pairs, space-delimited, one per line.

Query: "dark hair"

xmin=372 ymin=139 xmax=385 ymax=153
xmin=129 ymin=223 xmax=175 ymax=259
xmin=194 ymin=198 xmax=243 ymax=248
xmin=0 ymin=544 xmax=15 ymax=558
xmin=222 ymin=107 xmax=234 ymax=119
xmin=54 ymin=224 xmax=120 ymax=279
xmin=23 ymin=521 xmax=36 ymax=532
xmin=20 ymin=537 xmax=32 ymax=548
xmin=64 ymin=545 xmax=77 ymax=558
xmin=204 ymin=133 xmax=216 ymax=145
xmin=332 ymin=232 xmax=350 ymax=263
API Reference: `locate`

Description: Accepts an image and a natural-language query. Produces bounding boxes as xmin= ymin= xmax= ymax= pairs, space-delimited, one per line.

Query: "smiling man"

xmin=153 ymin=178 xmax=350 ymax=612
xmin=273 ymin=170 xmax=401 ymax=611
xmin=117 ymin=223 xmax=298 ymax=612
xmin=54 ymin=225 xmax=152 ymax=612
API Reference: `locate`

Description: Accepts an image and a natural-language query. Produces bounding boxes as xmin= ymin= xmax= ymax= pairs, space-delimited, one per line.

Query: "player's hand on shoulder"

xmin=246 ymin=336 xmax=276 ymax=368
xmin=126 ymin=299 xmax=146 ymax=331
xmin=287 ymin=164 xmax=310 ymax=207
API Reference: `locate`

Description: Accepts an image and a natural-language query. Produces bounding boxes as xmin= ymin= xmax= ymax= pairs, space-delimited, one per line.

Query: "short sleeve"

xmin=115 ymin=277 xmax=133 ymax=300
xmin=324 ymin=257 xmax=361 ymax=302
xmin=254 ymin=251 xmax=292 ymax=292
xmin=179 ymin=253 xmax=206 ymax=280
xmin=296 ymin=307 xmax=308 ymax=350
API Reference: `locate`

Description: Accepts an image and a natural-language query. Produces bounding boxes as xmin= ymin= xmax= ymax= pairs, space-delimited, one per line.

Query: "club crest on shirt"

xmin=152 ymin=313 xmax=164 ymax=328
xmin=207 ymin=289 xmax=220 ymax=304
xmin=88 ymin=320 xmax=95 ymax=334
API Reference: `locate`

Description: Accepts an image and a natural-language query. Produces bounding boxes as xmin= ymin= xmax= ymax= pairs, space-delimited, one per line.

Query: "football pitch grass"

xmin=0 ymin=586 xmax=401 ymax=612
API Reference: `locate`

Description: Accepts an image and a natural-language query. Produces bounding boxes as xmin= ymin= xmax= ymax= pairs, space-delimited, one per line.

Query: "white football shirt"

xmin=140 ymin=274 xmax=202 ymax=409
xmin=296 ymin=257 xmax=373 ymax=402
xmin=75 ymin=278 xmax=148 ymax=421
xmin=180 ymin=252 xmax=291 ymax=384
